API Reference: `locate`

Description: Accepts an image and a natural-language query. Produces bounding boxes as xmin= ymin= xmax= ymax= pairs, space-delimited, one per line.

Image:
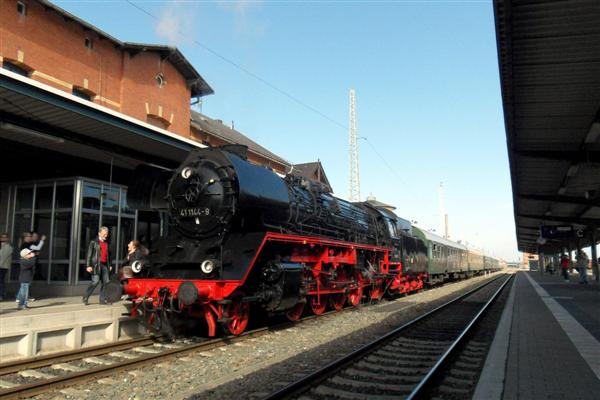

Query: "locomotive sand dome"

xmin=115 ymin=145 xmax=500 ymax=336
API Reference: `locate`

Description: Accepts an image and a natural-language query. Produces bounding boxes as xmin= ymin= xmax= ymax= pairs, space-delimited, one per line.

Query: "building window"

xmin=72 ymin=87 xmax=93 ymax=101
xmin=155 ymin=73 xmax=166 ymax=88
xmin=84 ymin=37 xmax=93 ymax=49
xmin=2 ymin=60 xmax=30 ymax=77
xmin=17 ymin=1 xmax=26 ymax=16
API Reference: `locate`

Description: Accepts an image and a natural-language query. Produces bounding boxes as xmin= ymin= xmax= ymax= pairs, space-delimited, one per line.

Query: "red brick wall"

xmin=1 ymin=0 xmax=287 ymax=171
xmin=0 ymin=0 xmax=191 ymax=136
xmin=121 ymin=51 xmax=191 ymax=136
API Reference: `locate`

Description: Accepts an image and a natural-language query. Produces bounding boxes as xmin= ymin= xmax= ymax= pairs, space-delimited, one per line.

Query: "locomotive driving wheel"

xmin=329 ymin=293 xmax=346 ymax=311
xmin=347 ymin=272 xmax=364 ymax=306
xmin=309 ymin=295 xmax=327 ymax=315
xmin=330 ymin=270 xmax=349 ymax=311
xmin=286 ymin=302 xmax=305 ymax=321
xmin=369 ymin=279 xmax=385 ymax=302
xmin=224 ymin=300 xmax=250 ymax=336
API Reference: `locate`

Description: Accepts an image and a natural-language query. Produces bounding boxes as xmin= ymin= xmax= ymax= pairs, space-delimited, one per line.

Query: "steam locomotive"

xmin=107 ymin=145 xmax=500 ymax=336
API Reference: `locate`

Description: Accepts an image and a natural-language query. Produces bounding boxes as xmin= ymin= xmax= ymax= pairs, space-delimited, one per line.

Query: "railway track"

xmin=0 ymin=273 xmax=502 ymax=399
xmin=0 ymin=334 xmax=210 ymax=399
xmin=0 ymin=305 xmax=353 ymax=399
xmin=262 ymin=273 xmax=513 ymax=400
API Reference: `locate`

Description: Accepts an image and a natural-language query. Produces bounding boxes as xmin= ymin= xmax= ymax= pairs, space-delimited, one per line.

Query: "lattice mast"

xmin=438 ymin=182 xmax=449 ymax=238
xmin=348 ymin=89 xmax=361 ymax=201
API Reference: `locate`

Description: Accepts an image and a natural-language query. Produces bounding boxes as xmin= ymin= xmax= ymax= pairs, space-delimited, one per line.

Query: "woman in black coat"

xmin=118 ymin=240 xmax=147 ymax=279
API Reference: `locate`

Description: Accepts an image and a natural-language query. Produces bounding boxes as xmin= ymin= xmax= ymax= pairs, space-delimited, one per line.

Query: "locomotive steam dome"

xmin=167 ymin=150 xmax=236 ymax=239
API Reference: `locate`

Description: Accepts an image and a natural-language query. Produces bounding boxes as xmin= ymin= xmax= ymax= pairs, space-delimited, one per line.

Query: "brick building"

xmin=0 ymin=0 xmax=289 ymax=172
xmin=0 ymin=0 xmax=291 ymax=294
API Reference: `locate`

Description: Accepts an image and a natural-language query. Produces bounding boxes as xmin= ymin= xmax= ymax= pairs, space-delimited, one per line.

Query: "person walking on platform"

xmin=560 ymin=254 xmax=570 ymax=282
xmin=0 ymin=233 xmax=13 ymax=301
xmin=16 ymin=248 xmax=36 ymax=310
xmin=576 ymin=250 xmax=589 ymax=284
xmin=83 ymin=227 xmax=112 ymax=305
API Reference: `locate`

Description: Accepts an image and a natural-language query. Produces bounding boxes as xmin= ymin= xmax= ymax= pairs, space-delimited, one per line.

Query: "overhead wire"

xmin=124 ymin=0 xmax=427 ymax=202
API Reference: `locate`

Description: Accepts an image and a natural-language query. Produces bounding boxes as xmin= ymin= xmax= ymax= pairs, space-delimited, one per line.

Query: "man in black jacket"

xmin=83 ymin=227 xmax=112 ymax=305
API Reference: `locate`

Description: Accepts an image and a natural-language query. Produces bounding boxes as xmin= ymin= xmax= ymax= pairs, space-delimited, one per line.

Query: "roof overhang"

xmin=494 ymin=0 xmax=600 ymax=253
xmin=0 ymin=68 xmax=204 ymax=171
xmin=36 ymin=0 xmax=213 ymax=98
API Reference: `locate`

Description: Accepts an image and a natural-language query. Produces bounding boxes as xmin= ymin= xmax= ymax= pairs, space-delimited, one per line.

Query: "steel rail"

xmin=0 ymin=326 xmax=272 ymax=400
xmin=262 ymin=273 xmax=509 ymax=400
xmin=0 ymin=306 xmax=349 ymax=400
xmin=0 ymin=336 xmax=156 ymax=376
xmin=405 ymin=273 xmax=513 ymax=400
xmin=0 ymin=273 xmax=503 ymax=399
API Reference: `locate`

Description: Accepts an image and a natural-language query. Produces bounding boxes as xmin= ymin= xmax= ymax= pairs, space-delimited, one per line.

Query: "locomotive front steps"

xmin=0 ymin=296 xmax=144 ymax=362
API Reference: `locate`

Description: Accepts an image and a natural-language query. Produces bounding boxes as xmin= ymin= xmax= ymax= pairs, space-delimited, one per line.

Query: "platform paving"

xmin=0 ymin=295 xmax=143 ymax=361
xmin=475 ymin=271 xmax=600 ymax=400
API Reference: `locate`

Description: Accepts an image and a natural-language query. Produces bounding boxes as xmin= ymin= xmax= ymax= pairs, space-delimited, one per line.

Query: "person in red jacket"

xmin=83 ymin=227 xmax=112 ymax=305
xmin=560 ymin=254 xmax=570 ymax=282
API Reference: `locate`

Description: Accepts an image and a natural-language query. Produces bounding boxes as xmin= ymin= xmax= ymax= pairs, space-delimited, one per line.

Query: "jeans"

xmin=84 ymin=264 xmax=110 ymax=303
xmin=0 ymin=269 xmax=7 ymax=300
xmin=578 ymin=267 xmax=588 ymax=283
xmin=17 ymin=282 xmax=30 ymax=308
xmin=561 ymin=268 xmax=569 ymax=281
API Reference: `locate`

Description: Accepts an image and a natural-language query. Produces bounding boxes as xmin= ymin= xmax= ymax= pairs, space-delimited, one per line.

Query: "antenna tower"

xmin=438 ymin=182 xmax=449 ymax=238
xmin=348 ymin=89 xmax=360 ymax=201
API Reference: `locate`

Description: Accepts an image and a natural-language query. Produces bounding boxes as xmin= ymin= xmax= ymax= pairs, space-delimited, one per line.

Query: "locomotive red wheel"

xmin=224 ymin=301 xmax=250 ymax=336
xmin=347 ymin=272 xmax=365 ymax=306
xmin=309 ymin=295 xmax=327 ymax=315
xmin=347 ymin=286 xmax=363 ymax=306
xmin=286 ymin=302 xmax=305 ymax=321
xmin=330 ymin=293 xmax=346 ymax=311
xmin=370 ymin=281 xmax=384 ymax=302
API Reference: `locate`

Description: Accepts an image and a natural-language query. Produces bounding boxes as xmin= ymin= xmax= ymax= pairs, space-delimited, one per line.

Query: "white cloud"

xmin=218 ymin=0 xmax=266 ymax=41
xmin=155 ymin=4 xmax=196 ymax=46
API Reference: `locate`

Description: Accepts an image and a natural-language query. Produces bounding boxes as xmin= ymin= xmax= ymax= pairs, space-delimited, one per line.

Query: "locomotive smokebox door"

xmin=168 ymin=149 xmax=237 ymax=239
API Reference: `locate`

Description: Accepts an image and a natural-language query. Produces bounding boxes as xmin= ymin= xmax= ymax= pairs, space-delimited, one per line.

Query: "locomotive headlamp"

xmin=181 ymin=167 xmax=194 ymax=179
xmin=131 ymin=260 xmax=144 ymax=273
xmin=201 ymin=259 xmax=215 ymax=274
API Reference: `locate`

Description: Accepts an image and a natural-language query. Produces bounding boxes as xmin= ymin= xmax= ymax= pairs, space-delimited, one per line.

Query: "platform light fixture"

xmin=0 ymin=122 xmax=64 ymax=144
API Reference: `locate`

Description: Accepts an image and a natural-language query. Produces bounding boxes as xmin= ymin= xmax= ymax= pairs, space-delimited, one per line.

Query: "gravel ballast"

xmin=35 ymin=272 xmax=505 ymax=400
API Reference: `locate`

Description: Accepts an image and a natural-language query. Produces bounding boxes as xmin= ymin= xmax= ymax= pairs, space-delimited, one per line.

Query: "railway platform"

xmin=0 ymin=296 xmax=142 ymax=362
xmin=475 ymin=270 xmax=600 ymax=400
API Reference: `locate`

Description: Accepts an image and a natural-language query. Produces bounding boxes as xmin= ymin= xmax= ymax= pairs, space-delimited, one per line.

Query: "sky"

xmin=54 ymin=0 xmax=520 ymax=261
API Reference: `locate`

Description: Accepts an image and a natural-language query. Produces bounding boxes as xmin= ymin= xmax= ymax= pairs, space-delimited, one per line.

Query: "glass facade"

xmin=4 ymin=178 xmax=138 ymax=285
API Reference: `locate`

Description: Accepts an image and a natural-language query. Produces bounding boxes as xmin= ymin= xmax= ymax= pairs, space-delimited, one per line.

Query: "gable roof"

xmin=36 ymin=1 xmax=213 ymax=97
xmin=190 ymin=110 xmax=289 ymax=167
xmin=291 ymin=161 xmax=332 ymax=192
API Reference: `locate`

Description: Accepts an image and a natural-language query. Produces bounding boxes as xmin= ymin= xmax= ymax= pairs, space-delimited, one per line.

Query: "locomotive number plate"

xmin=180 ymin=208 xmax=210 ymax=217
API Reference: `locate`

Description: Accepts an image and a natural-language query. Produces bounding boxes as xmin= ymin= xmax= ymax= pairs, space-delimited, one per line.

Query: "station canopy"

xmin=0 ymin=69 xmax=202 ymax=180
xmin=494 ymin=0 xmax=600 ymax=253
